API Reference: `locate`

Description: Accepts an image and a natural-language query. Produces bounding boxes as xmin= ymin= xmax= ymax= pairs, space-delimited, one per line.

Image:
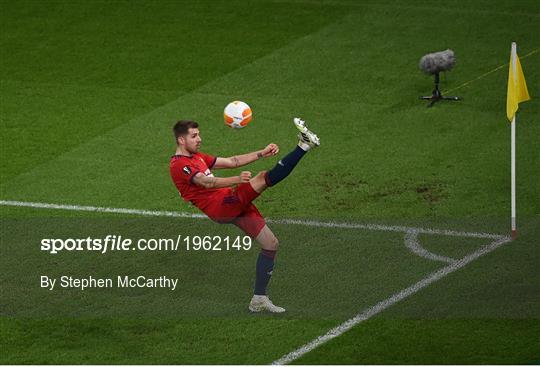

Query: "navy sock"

xmin=265 ymin=146 xmax=307 ymax=187
xmin=254 ymin=249 xmax=276 ymax=295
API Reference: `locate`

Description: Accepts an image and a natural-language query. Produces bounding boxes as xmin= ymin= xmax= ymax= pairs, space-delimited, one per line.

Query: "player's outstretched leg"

xmin=248 ymin=225 xmax=285 ymax=313
xmin=264 ymin=118 xmax=320 ymax=187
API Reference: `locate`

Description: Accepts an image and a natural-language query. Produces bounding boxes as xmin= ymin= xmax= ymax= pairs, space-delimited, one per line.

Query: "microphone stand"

xmin=420 ymin=72 xmax=461 ymax=107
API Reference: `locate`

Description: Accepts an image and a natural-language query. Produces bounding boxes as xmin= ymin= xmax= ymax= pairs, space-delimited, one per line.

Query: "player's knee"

xmin=260 ymin=233 xmax=279 ymax=251
xmin=255 ymin=170 xmax=267 ymax=182
xmin=268 ymin=234 xmax=279 ymax=250
xmin=250 ymin=171 xmax=268 ymax=193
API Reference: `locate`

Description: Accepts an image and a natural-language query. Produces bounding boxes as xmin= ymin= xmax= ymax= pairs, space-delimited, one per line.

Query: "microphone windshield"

xmin=419 ymin=49 xmax=455 ymax=74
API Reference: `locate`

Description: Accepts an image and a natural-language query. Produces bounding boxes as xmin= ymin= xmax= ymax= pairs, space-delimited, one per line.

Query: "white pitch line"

xmin=0 ymin=200 xmax=207 ymax=219
xmin=0 ymin=200 xmax=506 ymax=239
xmin=271 ymin=235 xmax=512 ymax=365
xmin=267 ymin=218 xmax=505 ymax=239
xmin=404 ymin=229 xmax=456 ymax=264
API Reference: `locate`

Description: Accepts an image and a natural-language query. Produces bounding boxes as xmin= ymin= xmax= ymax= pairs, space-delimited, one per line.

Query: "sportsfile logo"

xmin=40 ymin=235 xmax=178 ymax=254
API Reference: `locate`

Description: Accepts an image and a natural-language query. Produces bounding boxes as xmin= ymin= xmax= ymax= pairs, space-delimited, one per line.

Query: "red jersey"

xmin=169 ymin=151 xmax=265 ymax=237
xmin=169 ymin=152 xmax=221 ymax=208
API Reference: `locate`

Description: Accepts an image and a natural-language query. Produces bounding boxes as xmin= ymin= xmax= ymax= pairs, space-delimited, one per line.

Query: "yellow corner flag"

xmin=506 ymin=43 xmax=530 ymax=122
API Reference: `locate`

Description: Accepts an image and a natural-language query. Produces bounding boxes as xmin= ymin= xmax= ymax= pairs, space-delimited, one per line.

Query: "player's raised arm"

xmin=213 ymin=144 xmax=279 ymax=169
xmin=192 ymin=171 xmax=252 ymax=189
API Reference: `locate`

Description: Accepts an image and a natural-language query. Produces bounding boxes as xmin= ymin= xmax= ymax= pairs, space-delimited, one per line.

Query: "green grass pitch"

xmin=1 ymin=0 xmax=539 ymax=364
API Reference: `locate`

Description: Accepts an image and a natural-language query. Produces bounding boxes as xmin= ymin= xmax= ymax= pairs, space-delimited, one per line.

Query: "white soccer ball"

xmin=224 ymin=101 xmax=252 ymax=129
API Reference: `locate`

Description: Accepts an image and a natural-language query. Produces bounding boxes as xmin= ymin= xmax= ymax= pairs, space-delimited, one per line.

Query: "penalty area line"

xmin=271 ymin=235 xmax=512 ymax=365
xmin=0 ymin=199 xmax=505 ymax=239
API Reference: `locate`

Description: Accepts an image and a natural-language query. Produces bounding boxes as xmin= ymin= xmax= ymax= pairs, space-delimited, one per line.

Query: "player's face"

xmin=181 ymin=128 xmax=202 ymax=153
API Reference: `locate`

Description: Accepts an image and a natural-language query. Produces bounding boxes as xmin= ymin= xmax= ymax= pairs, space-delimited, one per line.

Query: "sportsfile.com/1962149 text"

xmin=40 ymin=235 xmax=252 ymax=254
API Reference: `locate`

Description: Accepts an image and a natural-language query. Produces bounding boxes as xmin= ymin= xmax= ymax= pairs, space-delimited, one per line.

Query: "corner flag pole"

xmin=511 ymin=112 xmax=516 ymax=239
xmin=510 ymin=42 xmax=517 ymax=239
xmin=507 ymin=41 xmax=531 ymax=239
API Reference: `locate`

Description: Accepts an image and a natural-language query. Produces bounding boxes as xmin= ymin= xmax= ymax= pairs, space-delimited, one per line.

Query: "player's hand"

xmin=261 ymin=143 xmax=279 ymax=158
xmin=239 ymin=171 xmax=252 ymax=183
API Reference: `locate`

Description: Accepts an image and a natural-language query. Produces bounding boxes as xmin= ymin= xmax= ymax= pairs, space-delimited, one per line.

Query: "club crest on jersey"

xmin=183 ymin=166 xmax=192 ymax=175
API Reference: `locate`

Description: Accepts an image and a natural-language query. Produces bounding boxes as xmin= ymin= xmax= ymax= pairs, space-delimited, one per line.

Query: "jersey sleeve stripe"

xmin=189 ymin=171 xmax=201 ymax=185
xmin=209 ymin=156 xmax=217 ymax=169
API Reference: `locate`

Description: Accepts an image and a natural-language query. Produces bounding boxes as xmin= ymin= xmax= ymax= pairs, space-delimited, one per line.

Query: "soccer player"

xmin=170 ymin=118 xmax=319 ymax=312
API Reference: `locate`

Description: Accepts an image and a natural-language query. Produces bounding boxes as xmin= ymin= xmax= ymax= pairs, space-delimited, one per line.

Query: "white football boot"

xmin=293 ymin=117 xmax=320 ymax=150
xmin=248 ymin=295 xmax=286 ymax=313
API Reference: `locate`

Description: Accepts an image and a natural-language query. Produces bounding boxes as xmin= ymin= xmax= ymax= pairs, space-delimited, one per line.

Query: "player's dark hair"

xmin=173 ymin=120 xmax=199 ymax=144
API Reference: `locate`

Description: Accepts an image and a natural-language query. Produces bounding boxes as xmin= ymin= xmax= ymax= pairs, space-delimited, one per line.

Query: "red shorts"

xmin=204 ymin=183 xmax=266 ymax=238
